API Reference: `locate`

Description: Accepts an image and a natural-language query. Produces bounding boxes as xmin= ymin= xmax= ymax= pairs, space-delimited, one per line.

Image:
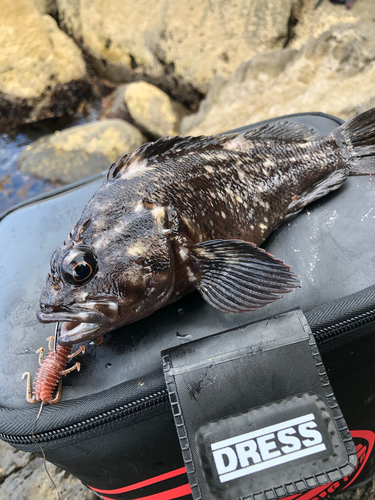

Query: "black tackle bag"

xmin=1 ymin=112 xmax=375 ymax=500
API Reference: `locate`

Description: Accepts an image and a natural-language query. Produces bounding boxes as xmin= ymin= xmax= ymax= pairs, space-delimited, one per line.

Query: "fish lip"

xmin=37 ymin=309 xmax=107 ymax=325
xmin=36 ymin=311 xmax=101 ymax=323
xmin=58 ymin=322 xmax=103 ymax=346
xmin=37 ymin=300 xmax=119 ymax=345
xmin=37 ymin=300 xmax=119 ymax=325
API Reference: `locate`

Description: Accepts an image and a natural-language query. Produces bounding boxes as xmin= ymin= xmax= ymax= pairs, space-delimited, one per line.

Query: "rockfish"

xmin=37 ymin=109 xmax=375 ymax=345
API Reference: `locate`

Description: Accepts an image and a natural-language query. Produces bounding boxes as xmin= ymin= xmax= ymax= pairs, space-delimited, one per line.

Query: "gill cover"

xmin=38 ymin=201 xmax=176 ymax=345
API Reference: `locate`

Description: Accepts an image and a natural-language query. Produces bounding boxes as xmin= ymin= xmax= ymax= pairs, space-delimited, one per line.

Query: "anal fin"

xmin=286 ymin=169 xmax=347 ymax=220
xmin=184 ymin=239 xmax=299 ymax=313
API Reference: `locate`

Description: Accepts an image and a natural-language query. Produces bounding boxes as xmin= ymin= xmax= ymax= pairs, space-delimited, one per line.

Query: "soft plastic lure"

xmin=22 ymin=334 xmax=85 ymax=404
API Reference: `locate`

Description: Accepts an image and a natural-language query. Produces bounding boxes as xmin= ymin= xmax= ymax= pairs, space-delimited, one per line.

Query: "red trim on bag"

xmin=89 ymin=466 xmax=187 ymax=494
xmin=284 ymin=430 xmax=375 ymax=500
xmin=98 ymin=483 xmax=191 ymax=500
xmin=90 ymin=430 xmax=375 ymax=500
xmin=342 ymin=430 xmax=375 ymax=490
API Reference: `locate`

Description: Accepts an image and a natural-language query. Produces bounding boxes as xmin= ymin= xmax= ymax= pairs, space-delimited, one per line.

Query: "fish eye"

xmin=61 ymin=247 xmax=97 ymax=286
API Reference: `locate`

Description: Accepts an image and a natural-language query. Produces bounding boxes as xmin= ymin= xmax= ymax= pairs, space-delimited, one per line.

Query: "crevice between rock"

xmin=284 ymin=0 xmax=306 ymax=48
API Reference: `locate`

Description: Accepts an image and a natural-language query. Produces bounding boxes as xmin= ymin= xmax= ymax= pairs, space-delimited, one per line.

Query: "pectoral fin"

xmin=183 ymin=239 xmax=299 ymax=313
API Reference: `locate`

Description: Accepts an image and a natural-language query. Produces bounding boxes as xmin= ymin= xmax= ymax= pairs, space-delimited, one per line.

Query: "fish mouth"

xmin=37 ymin=301 xmax=119 ymax=345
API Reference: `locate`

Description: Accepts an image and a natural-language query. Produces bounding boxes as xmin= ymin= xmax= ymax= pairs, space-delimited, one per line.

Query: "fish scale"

xmin=36 ymin=109 xmax=375 ymax=345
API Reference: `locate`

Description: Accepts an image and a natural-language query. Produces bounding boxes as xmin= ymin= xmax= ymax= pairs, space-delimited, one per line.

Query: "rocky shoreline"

xmin=1 ymin=0 xmax=375 ymax=187
xmin=1 ymin=0 xmax=375 ymax=498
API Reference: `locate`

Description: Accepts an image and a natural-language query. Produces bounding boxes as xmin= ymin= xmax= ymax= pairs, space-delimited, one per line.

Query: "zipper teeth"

xmin=313 ymin=308 xmax=375 ymax=343
xmin=0 ymin=390 xmax=169 ymax=446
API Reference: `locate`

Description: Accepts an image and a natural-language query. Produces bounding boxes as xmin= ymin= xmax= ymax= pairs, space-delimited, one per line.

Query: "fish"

xmin=37 ymin=108 xmax=375 ymax=345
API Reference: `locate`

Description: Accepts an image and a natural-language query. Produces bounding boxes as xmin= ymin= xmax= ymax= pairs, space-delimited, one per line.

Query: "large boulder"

xmin=0 ymin=0 xmax=90 ymax=126
xmin=18 ymin=119 xmax=146 ymax=184
xmin=181 ymin=22 xmax=375 ymax=136
xmin=56 ymin=0 xmax=298 ymax=102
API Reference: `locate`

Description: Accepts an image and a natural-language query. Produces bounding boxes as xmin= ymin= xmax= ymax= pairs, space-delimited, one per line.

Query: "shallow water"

xmin=0 ymin=104 xmax=101 ymax=216
xmin=0 ymin=129 xmax=57 ymax=215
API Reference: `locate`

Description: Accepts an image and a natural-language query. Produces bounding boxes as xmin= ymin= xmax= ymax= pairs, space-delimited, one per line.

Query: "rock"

xmin=56 ymin=0 xmax=297 ymax=102
xmin=32 ymin=0 xmax=57 ymax=17
xmin=338 ymin=477 xmax=375 ymax=500
xmin=0 ymin=444 xmax=96 ymax=499
xmin=181 ymin=22 xmax=375 ymax=136
xmin=0 ymin=0 xmax=90 ymax=126
xmin=18 ymin=119 xmax=146 ymax=184
xmin=0 ymin=440 xmax=34 ymax=482
xmin=290 ymin=0 xmax=375 ymax=50
xmin=123 ymin=82 xmax=190 ymax=138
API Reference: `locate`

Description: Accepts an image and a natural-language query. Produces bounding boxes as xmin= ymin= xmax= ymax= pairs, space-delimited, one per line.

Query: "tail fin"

xmin=332 ymin=108 xmax=375 ymax=175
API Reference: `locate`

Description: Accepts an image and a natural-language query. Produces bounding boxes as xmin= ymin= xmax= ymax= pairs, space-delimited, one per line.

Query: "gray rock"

xmin=18 ymin=119 xmax=146 ymax=184
xmin=338 ymin=478 xmax=375 ymax=500
xmin=0 ymin=440 xmax=34 ymax=482
xmin=0 ymin=441 xmax=96 ymax=499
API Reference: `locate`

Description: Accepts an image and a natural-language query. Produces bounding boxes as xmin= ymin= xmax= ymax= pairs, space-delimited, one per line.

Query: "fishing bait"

xmin=23 ymin=335 xmax=85 ymax=404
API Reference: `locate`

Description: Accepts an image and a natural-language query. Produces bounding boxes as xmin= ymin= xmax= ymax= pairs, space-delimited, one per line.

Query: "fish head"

xmin=37 ymin=198 xmax=175 ymax=345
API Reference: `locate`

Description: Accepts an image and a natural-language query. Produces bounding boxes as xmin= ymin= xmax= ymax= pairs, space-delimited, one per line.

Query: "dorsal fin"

xmin=106 ymin=134 xmax=238 ymax=180
xmin=244 ymin=121 xmax=318 ymax=142
xmin=131 ymin=134 xmax=238 ymax=162
xmin=106 ymin=155 xmax=130 ymax=180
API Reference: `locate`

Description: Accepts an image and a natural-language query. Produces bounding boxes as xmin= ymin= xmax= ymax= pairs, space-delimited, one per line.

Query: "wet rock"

xmin=123 ymin=82 xmax=190 ymax=138
xmin=0 ymin=0 xmax=90 ymax=127
xmin=56 ymin=0 xmax=297 ymax=103
xmin=18 ymin=119 xmax=146 ymax=184
xmin=181 ymin=22 xmax=375 ymax=136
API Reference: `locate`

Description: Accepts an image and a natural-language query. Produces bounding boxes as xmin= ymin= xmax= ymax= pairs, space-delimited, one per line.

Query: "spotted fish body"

xmin=38 ymin=110 xmax=375 ymax=345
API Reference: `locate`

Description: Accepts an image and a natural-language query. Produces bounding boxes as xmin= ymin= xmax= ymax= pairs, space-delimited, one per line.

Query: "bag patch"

xmin=162 ymin=310 xmax=357 ymax=500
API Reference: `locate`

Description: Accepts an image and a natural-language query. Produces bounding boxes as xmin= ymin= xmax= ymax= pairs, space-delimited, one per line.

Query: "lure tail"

xmin=333 ymin=108 xmax=375 ymax=175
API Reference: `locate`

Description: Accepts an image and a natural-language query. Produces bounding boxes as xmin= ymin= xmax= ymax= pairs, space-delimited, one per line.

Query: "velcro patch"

xmin=162 ymin=310 xmax=357 ymax=500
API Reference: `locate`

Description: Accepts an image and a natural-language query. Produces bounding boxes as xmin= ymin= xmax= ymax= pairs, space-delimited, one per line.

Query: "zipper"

xmin=2 ymin=290 xmax=375 ymax=447
xmin=0 ymin=389 xmax=169 ymax=446
xmin=312 ymin=307 xmax=375 ymax=345
xmin=304 ymin=283 xmax=375 ymax=356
